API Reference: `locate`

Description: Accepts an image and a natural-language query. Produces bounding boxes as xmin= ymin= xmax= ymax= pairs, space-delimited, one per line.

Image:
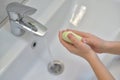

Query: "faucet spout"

xmin=20 ymin=16 xmax=47 ymax=36
xmin=6 ymin=2 xmax=47 ymax=36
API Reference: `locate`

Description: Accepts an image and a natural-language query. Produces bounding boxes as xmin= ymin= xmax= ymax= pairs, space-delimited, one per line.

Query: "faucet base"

xmin=10 ymin=21 xmax=25 ymax=36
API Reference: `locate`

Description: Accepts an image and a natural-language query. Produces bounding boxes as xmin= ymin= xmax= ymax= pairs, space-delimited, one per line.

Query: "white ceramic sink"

xmin=0 ymin=0 xmax=120 ymax=80
xmin=0 ymin=23 xmax=27 ymax=75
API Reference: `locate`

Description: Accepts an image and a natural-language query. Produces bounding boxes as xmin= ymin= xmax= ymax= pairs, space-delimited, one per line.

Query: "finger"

xmin=61 ymin=41 xmax=77 ymax=53
xmin=58 ymin=31 xmax=72 ymax=47
xmin=58 ymin=31 xmax=77 ymax=52
xmin=67 ymin=33 xmax=83 ymax=48
xmin=81 ymin=38 xmax=87 ymax=43
xmin=58 ymin=31 xmax=64 ymax=43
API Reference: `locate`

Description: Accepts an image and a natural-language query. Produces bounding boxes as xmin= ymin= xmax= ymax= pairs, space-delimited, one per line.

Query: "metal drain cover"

xmin=48 ymin=60 xmax=64 ymax=75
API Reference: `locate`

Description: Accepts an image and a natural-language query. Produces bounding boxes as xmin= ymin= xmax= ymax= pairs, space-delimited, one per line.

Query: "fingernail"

xmin=82 ymin=38 xmax=87 ymax=43
xmin=68 ymin=33 xmax=74 ymax=39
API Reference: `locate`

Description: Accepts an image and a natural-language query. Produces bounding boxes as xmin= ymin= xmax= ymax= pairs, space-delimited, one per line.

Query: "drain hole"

xmin=31 ymin=42 xmax=37 ymax=48
xmin=48 ymin=60 xmax=64 ymax=75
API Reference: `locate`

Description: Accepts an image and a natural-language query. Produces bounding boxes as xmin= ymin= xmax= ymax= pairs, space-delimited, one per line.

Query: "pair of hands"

xmin=59 ymin=29 xmax=115 ymax=80
xmin=59 ymin=29 xmax=107 ymax=60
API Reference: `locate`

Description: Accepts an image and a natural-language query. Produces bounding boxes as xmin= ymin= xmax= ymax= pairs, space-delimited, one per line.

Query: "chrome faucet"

xmin=6 ymin=2 xmax=47 ymax=36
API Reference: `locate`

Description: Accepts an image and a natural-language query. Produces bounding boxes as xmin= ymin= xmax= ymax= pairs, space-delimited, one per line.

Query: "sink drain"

xmin=48 ymin=60 xmax=64 ymax=75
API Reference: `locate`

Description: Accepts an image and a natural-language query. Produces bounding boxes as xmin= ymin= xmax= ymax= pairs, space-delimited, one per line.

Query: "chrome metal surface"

xmin=6 ymin=2 xmax=47 ymax=36
xmin=48 ymin=60 xmax=64 ymax=75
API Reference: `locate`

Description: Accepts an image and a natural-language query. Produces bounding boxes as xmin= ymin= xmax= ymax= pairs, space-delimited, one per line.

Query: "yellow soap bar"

xmin=62 ymin=31 xmax=82 ymax=44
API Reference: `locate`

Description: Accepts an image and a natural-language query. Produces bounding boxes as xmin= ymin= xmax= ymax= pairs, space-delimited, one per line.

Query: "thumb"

xmin=68 ymin=33 xmax=83 ymax=48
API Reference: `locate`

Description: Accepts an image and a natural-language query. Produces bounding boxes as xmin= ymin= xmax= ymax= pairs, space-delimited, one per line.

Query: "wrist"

xmin=103 ymin=41 xmax=112 ymax=53
xmin=98 ymin=40 xmax=111 ymax=53
xmin=84 ymin=51 xmax=98 ymax=61
xmin=85 ymin=52 xmax=100 ymax=65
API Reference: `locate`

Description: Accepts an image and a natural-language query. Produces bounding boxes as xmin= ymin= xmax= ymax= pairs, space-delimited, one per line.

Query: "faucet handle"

xmin=6 ymin=2 xmax=37 ymax=20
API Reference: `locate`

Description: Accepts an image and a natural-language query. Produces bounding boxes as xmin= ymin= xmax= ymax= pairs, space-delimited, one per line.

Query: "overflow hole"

xmin=31 ymin=41 xmax=37 ymax=48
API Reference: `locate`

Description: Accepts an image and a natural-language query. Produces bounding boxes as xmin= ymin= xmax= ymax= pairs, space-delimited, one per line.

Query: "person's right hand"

xmin=66 ymin=29 xmax=108 ymax=53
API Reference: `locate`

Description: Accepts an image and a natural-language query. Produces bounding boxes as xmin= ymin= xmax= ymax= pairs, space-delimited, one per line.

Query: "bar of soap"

xmin=62 ymin=31 xmax=82 ymax=44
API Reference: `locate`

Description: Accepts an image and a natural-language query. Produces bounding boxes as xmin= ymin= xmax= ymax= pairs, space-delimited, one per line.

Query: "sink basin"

xmin=0 ymin=23 xmax=27 ymax=75
xmin=0 ymin=0 xmax=120 ymax=80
